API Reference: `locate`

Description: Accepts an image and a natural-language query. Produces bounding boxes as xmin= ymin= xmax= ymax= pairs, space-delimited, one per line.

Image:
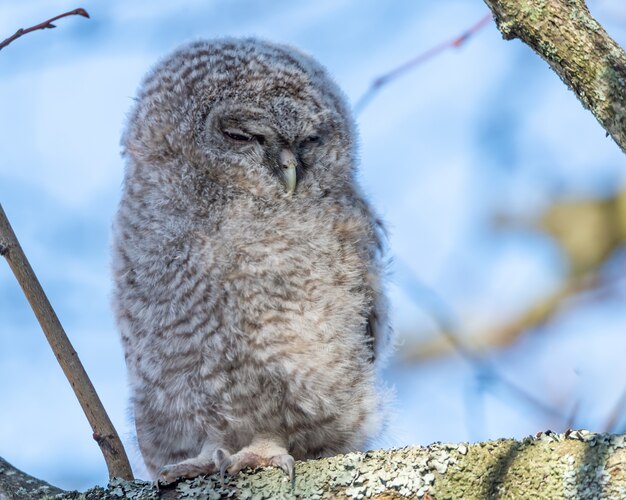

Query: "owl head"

xmin=122 ymin=38 xmax=358 ymax=200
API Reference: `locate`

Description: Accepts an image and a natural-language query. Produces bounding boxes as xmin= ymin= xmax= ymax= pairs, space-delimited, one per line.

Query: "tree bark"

xmin=0 ymin=204 xmax=133 ymax=481
xmin=483 ymin=0 xmax=626 ymax=155
xmin=3 ymin=431 xmax=626 ymax=499
xmin=0 ymin=457 xmax=64 ymax=499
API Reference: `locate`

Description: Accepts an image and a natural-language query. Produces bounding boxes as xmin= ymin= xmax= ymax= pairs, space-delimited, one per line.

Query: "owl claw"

xmin=213 ymin=448 xmax=231 ymax=485
xmin=156 ymin=444 xmax=294 ymax=486
xmin=270 ymin=454 xmax=295 ymax=485
xmin=221 ymin=448 xmax=295 ymax=483
xmin=158 ymin=460 xmax=217 ymax=484
xmin=158 ymin=463 xmax=181 ymax=484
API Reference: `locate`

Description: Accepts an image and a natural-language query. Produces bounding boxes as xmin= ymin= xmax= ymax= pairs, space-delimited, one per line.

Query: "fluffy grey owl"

xmin=112 ymin=38 xmax=389 ymax=483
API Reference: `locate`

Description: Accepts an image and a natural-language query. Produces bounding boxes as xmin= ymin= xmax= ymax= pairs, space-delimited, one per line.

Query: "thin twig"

xmin=0 ymin=8 xmax=90 ymax=51
xmin=603 ymin=387 xmax=626 ymax=433
xmin=0 ymin=203 xmax=133 ymax=480
xmin=438 ymin=317 xmax=564 ymax=420
xmin=354 ymin=12 xmax=493 ymax=114
xmin=565 ymin=399 xmax=580 ymax=430
xmin=395 ymin=259 xmax=565 ymax=421
xmin=0 ymin=8 xmax=129 ymax=479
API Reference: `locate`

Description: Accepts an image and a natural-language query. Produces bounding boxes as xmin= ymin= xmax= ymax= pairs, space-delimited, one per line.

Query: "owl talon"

xmin=214 ymin=448 xmax=231 ymax=485
xmin=270 ymin=454 xmax=295 ymax=485
xmin=158 ymin=463 xmax=182 ymax=484
xmin=157 ymin=459 xmax=217 ymax=484
xmin=223 ymin=447 xmax=295 ymax=482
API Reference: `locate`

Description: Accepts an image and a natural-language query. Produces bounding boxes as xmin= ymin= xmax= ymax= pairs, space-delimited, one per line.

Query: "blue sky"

xmin=1 ymin=0 xmax=625 ymax=491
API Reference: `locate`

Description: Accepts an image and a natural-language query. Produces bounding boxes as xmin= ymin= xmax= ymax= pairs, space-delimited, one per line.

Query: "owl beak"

xmin=280 ymin=149 xmax=297 ymax=195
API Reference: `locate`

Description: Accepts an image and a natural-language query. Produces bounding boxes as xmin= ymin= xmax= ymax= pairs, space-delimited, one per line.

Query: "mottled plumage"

xmin=112 ymin=38 xmax=390 ymax=482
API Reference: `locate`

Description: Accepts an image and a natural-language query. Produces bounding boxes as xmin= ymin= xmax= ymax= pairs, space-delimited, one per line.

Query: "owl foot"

xmin=158 ymin=457 xmax=217 ymax=484
xmin=215 ymin=436 xmax=295 ymax=484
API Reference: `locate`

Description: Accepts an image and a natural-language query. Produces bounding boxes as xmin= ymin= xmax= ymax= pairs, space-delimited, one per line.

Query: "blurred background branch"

xmin=354 ymin=12 xmax=493 ymax=114
xmin=402 ymin=187 xmax=626 ymax=358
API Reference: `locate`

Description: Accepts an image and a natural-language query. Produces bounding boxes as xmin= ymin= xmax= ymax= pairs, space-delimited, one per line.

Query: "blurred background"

xmin=1 ymin=0 xmax=625 ymax=491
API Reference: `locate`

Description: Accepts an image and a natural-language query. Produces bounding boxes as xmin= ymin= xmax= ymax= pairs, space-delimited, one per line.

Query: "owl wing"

xmin=366 ymin=225 xmax=389 ymax=363
xmin=365 ymin=310 xmax=377 ymax=362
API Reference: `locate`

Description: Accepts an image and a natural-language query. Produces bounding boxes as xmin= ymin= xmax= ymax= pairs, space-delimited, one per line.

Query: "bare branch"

xmin=354 ymin=13 xmax=492 ymax=114
xmin=0 ymin=203 xmax=133 ymax=480
xmin=395 ymin=261 xmax=565 ymax=422
xmin=0 ymin=8 xmax=89 ymax=51
xmin=6 ymin=430 xmax=626 ymax=499
xmin=483 ymin=0 xmax=626 ymax=154
xmin=604 ymin=387 xmax=626 ymax=433
xmin=0 ymin=456 xmax=64 ymax=498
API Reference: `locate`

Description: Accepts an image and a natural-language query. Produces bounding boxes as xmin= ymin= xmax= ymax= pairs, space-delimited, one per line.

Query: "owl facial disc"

xmin=280 ymin=149 xmax=297 ymax=195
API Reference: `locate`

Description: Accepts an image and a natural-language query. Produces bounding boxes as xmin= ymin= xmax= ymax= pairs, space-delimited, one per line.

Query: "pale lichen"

xmin=484 ymin=0 xmax=626 ymax=153
xmin=48 ymin=431 xmax=626 ymax=499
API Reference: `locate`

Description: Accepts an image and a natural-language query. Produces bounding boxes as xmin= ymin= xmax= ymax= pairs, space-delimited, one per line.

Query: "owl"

xmin=112 ymin=38 xmax=390 ymax=483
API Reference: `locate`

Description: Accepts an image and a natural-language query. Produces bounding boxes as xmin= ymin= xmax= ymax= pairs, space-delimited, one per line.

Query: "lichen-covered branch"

xmin=483 ymin=0 xmax=626 ymax=155
xmin=3 ymin=431 xmax=623 ymax=499
xmin=0 ymin=456 xmax=64 ymax=498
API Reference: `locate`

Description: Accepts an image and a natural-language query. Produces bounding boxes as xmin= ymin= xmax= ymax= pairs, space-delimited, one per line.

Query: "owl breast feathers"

xmin=112 ymin=37 xmax=390 ymax=482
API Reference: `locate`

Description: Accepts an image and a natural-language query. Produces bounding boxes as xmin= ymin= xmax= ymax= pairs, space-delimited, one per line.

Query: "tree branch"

xmin=0 ymin=204 xmax=133 ymax=480
xmin=0 ymin=8 xmax=89 ymax=51
xmin=402 ymin=269 xmax=599 ymax=362
xmin=0 ymin=457 xmax=64 ymax=499
xmin=483 ymin=0 xmax=626 ymax=154
xmin=4 ymin=430 xmax=626 ymax=498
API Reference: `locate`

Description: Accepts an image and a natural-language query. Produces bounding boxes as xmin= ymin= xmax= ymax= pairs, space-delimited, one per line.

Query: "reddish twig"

xmin=354 ymin=12 xmax=493 ymax=114
xmin=0 ymin=8 xmax=90 ymax=51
